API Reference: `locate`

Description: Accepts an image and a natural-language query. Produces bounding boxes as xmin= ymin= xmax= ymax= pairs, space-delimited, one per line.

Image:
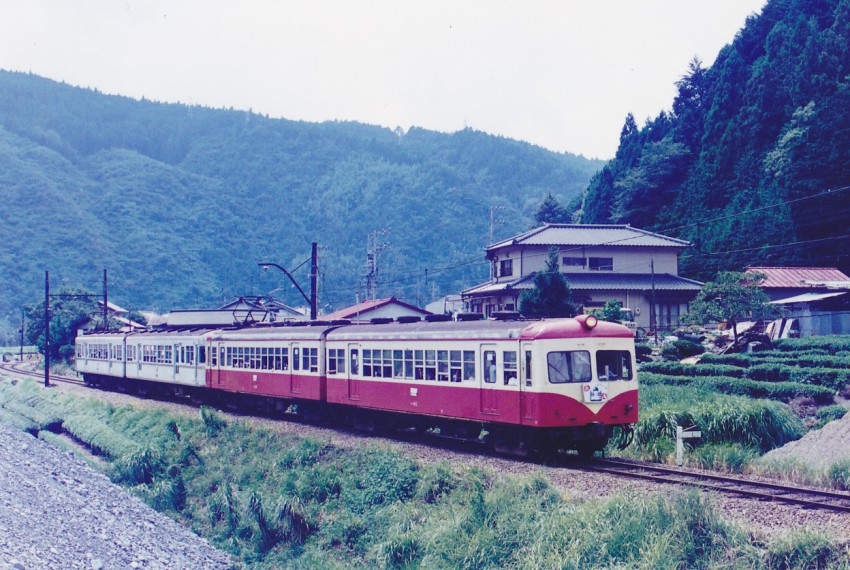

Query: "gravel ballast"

xmin=0 ymin=421 xmax=233 ymax=570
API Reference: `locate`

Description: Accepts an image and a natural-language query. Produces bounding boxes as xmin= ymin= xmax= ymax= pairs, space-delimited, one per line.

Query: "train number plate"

xmin=582 ymin=382 xmax=608 ymax=403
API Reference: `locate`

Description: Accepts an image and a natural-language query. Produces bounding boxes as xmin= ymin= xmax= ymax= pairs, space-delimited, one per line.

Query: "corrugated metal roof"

xmin=488 ymin=224 xmax=690 ymax=251
xmin=463 ymin=273 xmax=703 ymax=296
xmin=769 ymin=292 xmax=847 ymax=305
xmin=747 ymin=267 xmax=850 ymax=288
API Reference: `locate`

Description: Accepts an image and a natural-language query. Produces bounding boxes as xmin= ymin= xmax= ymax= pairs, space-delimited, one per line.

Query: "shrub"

xmin=690 ymin=443 xmax=759 ymax=473
xmin=113 ymin=447 xmax=163 ymax=485
xmin=765 ymin=531 xmax=839 ymax=569
xmin=774 ymin=336 xmax=850 ymax=354
xmin=200 ymin=406 xmax=228 ymax=437
xmin=2 ymin=400 xmax=62 ymax=432
xmin=635 ymin=387 xmax=803 ymax=452
xmin=827 ymin=459 xmax=850 ymax=491
xmin=639 ymin=372 xmax=835 ymax=404
xmin=417 ymin=462 xmax=459 ymax=504
xmin=347 ymin=450 xmax=419 ymax=511
xmin=814 ymin=405 xmax=847 ymax=428
xmin=0 ymin=408 xmax=38 ymax=435
xmin=640 ymin=361 xmax=745 ymax=378
xmin=61 ymin=413 xmax=140 ymax=458
xmin=635 ymin=342 xmax=653 ymax=363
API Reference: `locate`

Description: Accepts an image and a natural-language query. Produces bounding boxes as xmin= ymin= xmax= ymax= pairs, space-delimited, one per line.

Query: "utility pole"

xmin=44 ymin=271 xmax=50 ymax=387
xmin=364 ymin=230 xmax=388 ymax=300
xmin=103 ymin=268 xmax=108 ymax=329
xmin=489 ymin=205 xmax=504 ymax=244
xmin=19 ymin=309 xmax=25 ymax=362
xmin=310 ymin=242 xmax=318 ymax=320
xmin=650 ymin=259 xmax=658 ymax=344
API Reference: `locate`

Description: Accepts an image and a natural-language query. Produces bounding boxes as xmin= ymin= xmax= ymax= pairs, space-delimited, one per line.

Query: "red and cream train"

xmin=75 ymin=315 xmax=638 ymax=456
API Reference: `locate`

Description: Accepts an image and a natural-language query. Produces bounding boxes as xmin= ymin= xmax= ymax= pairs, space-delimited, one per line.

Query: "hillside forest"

xmin=2 ymin=0 xmax=850 ymax=340
xmin=0 ymin=71 xmax=600 ymax=337
xmin=577 ymin=0 xmax=850 ymax=281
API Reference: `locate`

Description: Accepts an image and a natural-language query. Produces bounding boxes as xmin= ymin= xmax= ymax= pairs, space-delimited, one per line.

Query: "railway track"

xmin=0 ymin=362 xmax=85 ymax=386
xmin=581 ymin=457 xmax=850 ymax=513
xmin=3 ymin=361 xmax=850 ymax=515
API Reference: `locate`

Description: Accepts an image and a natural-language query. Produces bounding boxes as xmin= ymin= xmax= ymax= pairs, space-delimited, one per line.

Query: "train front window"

xmin=596 ymin=350 xmax=633 ymax=381
xmin=547 ymin=351 xmax=591 ymax=384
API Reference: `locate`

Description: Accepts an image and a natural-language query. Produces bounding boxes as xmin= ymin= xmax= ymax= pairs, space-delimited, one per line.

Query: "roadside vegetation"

xmin=2 ymin=376 xmax=849 ymax=568
xmin=618 ymin=336 xmax=850 ymax=484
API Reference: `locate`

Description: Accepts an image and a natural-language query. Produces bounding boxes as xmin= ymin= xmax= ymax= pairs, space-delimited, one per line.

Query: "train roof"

xmin=76 ymin=317 xmax=633 ymax=343
xmin=326 ymin=318 xmax=633 ymax=342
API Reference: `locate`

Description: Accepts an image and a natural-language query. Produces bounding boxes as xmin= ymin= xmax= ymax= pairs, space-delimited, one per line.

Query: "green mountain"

xmin=0 ymin=70 xmax=602 ymax=333
xmin=577 ymin=0 xmax=850 ymax=281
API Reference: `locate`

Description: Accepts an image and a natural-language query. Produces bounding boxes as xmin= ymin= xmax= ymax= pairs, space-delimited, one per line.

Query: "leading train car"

xmin=324 ymin=314 xmax=637 ymax=456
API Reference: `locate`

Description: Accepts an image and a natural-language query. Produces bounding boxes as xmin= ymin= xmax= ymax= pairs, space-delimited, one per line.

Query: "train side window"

xmin=449 ymin=351 xmax=462 ymax=382
xmin=404 ymin=350 xmax=414 ymax=379
xmin=414 ymin=350 xmax=424 ymax=380
xmin=503 ymin=351 xmax=518 ymax=385
xmin=524 ymin=351 xmax=532 ymax=386
xmin=463 ymin=351 xmax=475 ymax=380
xmin=328 ymin=349 xmax=346 ymax=375
xmin=393 ymin=350 xmax=404 ymax=378
xmin=425 ymin=350 xmax=437 ymax=381
xmin=547 ymin=351 xmax=591 ymax=383
xmin=596 ymin=350 xmax=633 ymax=381
xmin=383 ymin=350 xmax=393 ymax=377
xmin=350 ymin=349 xmax=359 ymax=375
xmin=363 ymin=349 xmax=372 ymax=376
xmin=293 ymin=347 xmax=300 ymax=371
xmin=437 ymin=350 xmax=449 ymax=381
xmin=483 ymin=351 xmax=497 ymax=384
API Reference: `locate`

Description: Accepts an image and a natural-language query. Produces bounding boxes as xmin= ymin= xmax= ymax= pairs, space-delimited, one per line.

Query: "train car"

xmin=75 ymin=314 xmax=637 ymax=456
xmin=76 ymin=328 xmax=215 ymax=395
xmin=204 ymin=324 xmax=332 ymax=407
xmin=323 ymin=314 xmax=636 ymax=455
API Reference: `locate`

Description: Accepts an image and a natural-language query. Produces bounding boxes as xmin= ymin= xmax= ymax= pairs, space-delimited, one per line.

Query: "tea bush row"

xmin=700 ymin=352 xmax=850 ymax=370
xmin=641 ymin=360 xmax=850 ymax=391
xmin=774 ymin=335 xmax=850 ymax=354
xmin=639 ymin=372 xmax=835 ymax=404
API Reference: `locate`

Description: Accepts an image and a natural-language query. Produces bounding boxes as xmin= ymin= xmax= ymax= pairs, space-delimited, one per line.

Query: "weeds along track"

xmin=582 ymin=458 xmax=850 ymax=513
xmin=4 ymin=363 xmax=850 ymax=517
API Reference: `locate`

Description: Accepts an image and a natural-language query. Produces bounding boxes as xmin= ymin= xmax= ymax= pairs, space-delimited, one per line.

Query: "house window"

xmin=563 ymin=257 xmax=586 ymax=267
xmin=499 ymin=259 xmax=513 ymax=277
xmin=588 ymin=257 xmax=613 ymax=271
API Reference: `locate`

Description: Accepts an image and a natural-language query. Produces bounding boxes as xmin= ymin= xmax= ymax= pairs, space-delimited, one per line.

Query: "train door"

xmin=214 ymin=343 xmax=225 ymax=386
xmin=520 ymin=342 xmax=536 ymax=422
xmin=347 ymin=344 xmax=360 ymax=400
xmin=480 ymin=344 xmax=499 ymax=415
xmin=290 ymin=343 xmax=302 ymax=394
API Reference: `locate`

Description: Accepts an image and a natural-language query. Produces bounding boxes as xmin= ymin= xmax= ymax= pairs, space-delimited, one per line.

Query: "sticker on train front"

xmin=582 ymin=382 xmax=608 ymax=403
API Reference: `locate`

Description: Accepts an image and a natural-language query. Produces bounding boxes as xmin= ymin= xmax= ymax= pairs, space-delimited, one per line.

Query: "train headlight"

xmin=577 ymin=314 xmax=598 ymax=330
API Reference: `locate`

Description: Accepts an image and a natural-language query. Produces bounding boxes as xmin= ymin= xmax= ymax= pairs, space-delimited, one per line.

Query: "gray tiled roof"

xmin=463 ymin=272 xmax=703 ymax=296
xmin=488 ymin=224 xmax=691 ymax=251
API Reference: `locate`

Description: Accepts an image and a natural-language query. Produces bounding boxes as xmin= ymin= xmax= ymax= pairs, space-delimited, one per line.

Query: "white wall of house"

xmin=490 ymin=245 xmax=681 ymax=282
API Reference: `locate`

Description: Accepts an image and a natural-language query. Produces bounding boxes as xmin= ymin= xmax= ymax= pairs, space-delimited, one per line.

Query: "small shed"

xmin=322 ymin=297 xmax=431 ymax=322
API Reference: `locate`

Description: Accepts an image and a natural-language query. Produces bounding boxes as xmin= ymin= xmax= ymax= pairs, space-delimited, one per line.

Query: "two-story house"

xmin=461 ymin=224 xmax=703 ymax=331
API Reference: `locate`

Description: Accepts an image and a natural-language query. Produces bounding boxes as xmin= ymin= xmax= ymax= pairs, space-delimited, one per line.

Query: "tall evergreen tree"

xmin=519 ymin=248 xmax=579 ymax=318
xmin=533 ymin=193 xmax=571 ymax=225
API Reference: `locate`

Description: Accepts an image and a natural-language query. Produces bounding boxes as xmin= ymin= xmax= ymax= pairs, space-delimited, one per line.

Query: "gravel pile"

xmin=761 ymin=409 xmax=850 ymax=469
xmin=0 ymin=421 xmax=233 ymax=570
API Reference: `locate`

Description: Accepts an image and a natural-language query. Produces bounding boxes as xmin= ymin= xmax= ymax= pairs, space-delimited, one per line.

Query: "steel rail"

xmin=584 ymin=458 xmax=850 ymax=513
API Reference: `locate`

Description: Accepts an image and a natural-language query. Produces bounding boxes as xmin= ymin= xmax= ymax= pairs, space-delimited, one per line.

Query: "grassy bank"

xmin=1 ymin=376 xmax=849 ymax=568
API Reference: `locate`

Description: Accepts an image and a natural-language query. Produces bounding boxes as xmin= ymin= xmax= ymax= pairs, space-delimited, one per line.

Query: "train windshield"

xmin=546 ymin=351 xmax=592 ymax=383
xmin=596 ymin=350 xmax=633 ymax=381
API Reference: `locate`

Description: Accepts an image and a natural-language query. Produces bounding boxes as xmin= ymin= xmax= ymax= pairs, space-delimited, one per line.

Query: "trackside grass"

xmin=2 ymin=375 xmax=849 ymax=568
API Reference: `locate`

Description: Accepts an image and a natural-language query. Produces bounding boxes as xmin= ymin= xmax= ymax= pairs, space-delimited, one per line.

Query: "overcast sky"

xmin=1 ymin=1 xmax=765 ymax=159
